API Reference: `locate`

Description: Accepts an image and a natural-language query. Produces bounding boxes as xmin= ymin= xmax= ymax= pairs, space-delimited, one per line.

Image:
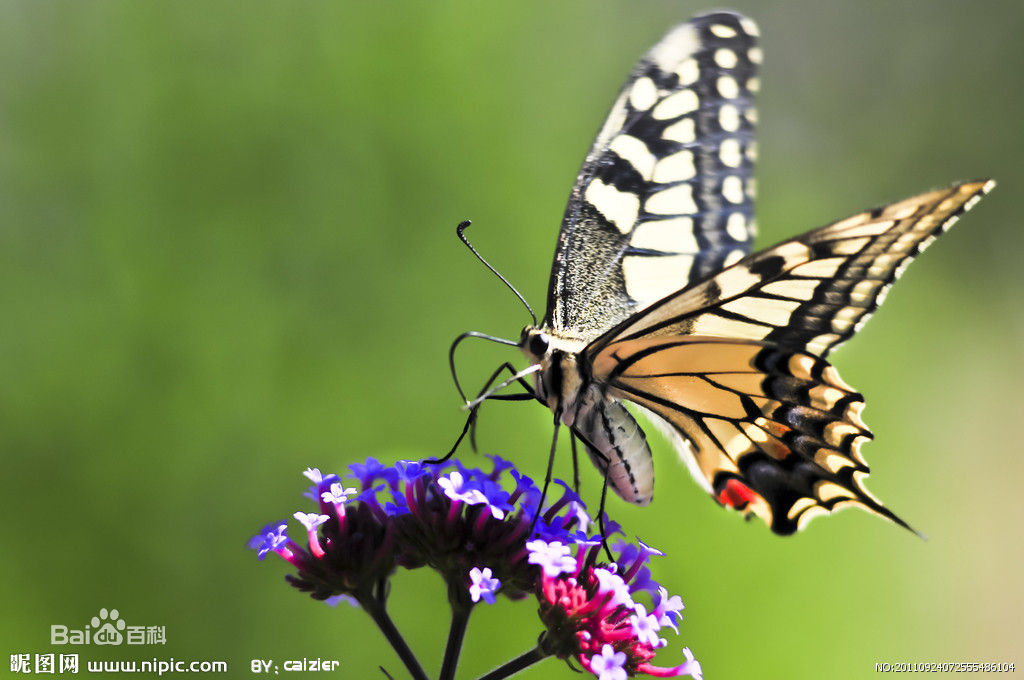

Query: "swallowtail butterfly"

xmin=481 ymin=11 xmax=992 ymax=534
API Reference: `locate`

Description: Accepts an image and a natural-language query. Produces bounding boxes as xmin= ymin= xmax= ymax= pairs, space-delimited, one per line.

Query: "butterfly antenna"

xmin=448 ymin=331 xmax=518 ymax=403
xmin=457 ymin=220 xmax=537 ymax=326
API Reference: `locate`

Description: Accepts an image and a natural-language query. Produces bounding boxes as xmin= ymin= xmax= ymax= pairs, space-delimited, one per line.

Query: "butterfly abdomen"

xmin=574 ymin=389 xmax=655 ymax=505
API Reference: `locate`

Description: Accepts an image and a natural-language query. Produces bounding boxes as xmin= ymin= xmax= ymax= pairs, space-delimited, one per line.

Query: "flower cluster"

xmin=250 ymin=456 xmax=701 ymax=680
xmin=529 ymin=538 xmax=701 ymax=679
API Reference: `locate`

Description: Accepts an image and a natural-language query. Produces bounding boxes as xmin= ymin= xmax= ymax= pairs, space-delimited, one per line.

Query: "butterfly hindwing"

xmin=591 ymin=336 xmax=911 ymax=534
xmin=546 ymin=12 xmax=761 ymax=340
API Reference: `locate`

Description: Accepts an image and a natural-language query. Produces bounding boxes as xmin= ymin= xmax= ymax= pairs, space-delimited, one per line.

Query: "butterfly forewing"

xmin=595 ymin=181 xmax=994 ymax=356
xmin=545 ymin=12 xmax=761 ymax=340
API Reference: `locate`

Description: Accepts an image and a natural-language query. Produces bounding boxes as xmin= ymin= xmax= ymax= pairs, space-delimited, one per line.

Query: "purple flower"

xmin=652 ymin=587 xmax=685 ymax=634
xmin=349 ymin=457 xmax=398 ymax=489
xmin=532 ymin=537 xmax=700 ymax=679
xmin=303 ymin=468 xmax=324 ymax=484
xmin=468 ymin=567 xmax=500 ymax=604
xmin=590 ymin=644 xmax=627 ymax=680
xmin=629 ymin=603 xmax=665 ymax=649
xmin=592 ymin=568 xmax=635 ymax=610
xmin=321 ymin=482 xmax=358 ymax=505
xmin=252 ymin=455 xmax=699 ymax=680
xmin=438 ymin=471 xmax=505 ymax=519
xmin=666 ymin=647 xmax=703 ymax=680
xmin=526 ymin=539 xmax=577 ymax=578
xmin=248 ymin=521 xmax=290 ymax=561
xmin=293 ymin=512 xmax=329 ymax=531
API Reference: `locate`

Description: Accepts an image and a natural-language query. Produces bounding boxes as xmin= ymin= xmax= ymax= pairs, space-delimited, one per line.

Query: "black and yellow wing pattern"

xmin=514 ymin=10 xmax=993 ymax=534
xmin=586 ymin=181 xmax=993 ymax=533
xmin=546 ymin=11 xmax=761 ymax=340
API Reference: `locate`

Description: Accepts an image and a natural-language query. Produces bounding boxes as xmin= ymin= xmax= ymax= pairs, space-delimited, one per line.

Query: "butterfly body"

xmin=499 ymin=11 xmax=993 ymax=534
xmin=520 ymin=327 xmax=656 ymax=504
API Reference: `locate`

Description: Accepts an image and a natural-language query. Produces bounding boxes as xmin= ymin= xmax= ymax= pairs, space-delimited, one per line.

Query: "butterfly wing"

xmin=586 ymin=180 xmax=993 ymax=533
xmin=596 ymin=181 xmax=993 ymax=355
xmin=544 ymin=11 xmax=761 ymax=340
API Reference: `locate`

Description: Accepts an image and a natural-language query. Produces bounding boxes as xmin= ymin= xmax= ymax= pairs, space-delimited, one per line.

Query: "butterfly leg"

xmin=529 ymin=411 xmax=562 ymax=535
xmin=569 ymin=433 xmax=581 ymax=495
xmin=596 ymin=473 xmax=613 ymax=563
xmin=426 ymin=362 xmax=537 ymax=465
xmin=466 ymin=361 xmax=539 ymax=452
xmin=568 ymin=425 xmax=616 ymax=562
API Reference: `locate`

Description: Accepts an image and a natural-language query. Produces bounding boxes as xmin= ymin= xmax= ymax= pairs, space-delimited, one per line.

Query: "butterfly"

xmin=461 ymin=11 xmax=992 ymax=535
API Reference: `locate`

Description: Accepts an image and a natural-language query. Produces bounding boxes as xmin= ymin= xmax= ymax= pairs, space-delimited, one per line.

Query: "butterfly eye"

xmin=528 ymin=333 xmax=550 ymax=358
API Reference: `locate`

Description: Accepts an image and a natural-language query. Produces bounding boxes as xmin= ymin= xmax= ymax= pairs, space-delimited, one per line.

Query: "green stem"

xmin=476 ymin=646 xmax=548 ymax=680
xmin=439 ymin=604 xmax=473 ymax=680
xmin=361 ymin=597 xmax=429 ymax=680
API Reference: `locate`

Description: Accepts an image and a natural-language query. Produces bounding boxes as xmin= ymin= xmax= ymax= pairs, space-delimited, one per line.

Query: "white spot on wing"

xmin=710 ymin=24 xmax=738 ymax=39
xmin=739 ymin=17 xmax=760 ymax=36
xmin=663 ymin=118 xmax=696 ymax=144
xmin=676 ymin=58 xmax=699 ymax=85
xmin=631 ymin=217 xmax=699 ymax=252
xmin=609 ymin=134 xmax=656 ymax=181
xmin=691 ymin=314 xmax=770 ymax=339
xmin=821 ymin=218 xmax=893 ymax=238
xmin=714 ymin=48 xmax=738 ymax=68
xmin=585 ymin=179 xmax=640 ymax=234
xmin=717 ymin=76 xmax=740 ymax=99
xmin=723 ymin=248 xmax=745 ymax=267
xmin=645 ymin=183 xmax=698 ymax=215
xmin=719 ymin=138 xmax=742 ymax=167
xmin=748 ymin=46 xmax=763 ymax=64
xmin=653 ymin=89 xmax=699 ymax=120
xmin=647 ymin=23 xmax=701 ymax=71
xmin=763 ymin=278 xmax=819 ymax=301
xmin=722 ymin=297 xmax=801 ymax=326
xmin=719 ymin=104 xmax=741 ymax=132
xmin=629 ymin=77 xmax=659 ymax=112
xmin=888 ymin=202 xmax=919 ymax=220
xmin=653 ymin=149 xmax=696 ymax=183
xmin=714 ymin=264 xmax=762 ymax=298
xmin=622 ymin=254 xmax=694 ymax=303
xmin=722 ymin=175 xmax=745 ymax=204
xmin=791 ymin=257 xmax=846 ymax=278
xmin=850 ymin=279 xmax=882 ymax=305
xmin=725 ymin=212 xmax=748 ymax=241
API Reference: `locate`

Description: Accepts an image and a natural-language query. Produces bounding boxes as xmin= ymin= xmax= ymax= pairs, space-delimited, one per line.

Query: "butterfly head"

xmin=518 ymin=326 xmax=589 ymax=423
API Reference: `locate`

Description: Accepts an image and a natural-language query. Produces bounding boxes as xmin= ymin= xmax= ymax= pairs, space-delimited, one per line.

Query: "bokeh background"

xmin=2 ymin=2 xmax=1021 ymax=678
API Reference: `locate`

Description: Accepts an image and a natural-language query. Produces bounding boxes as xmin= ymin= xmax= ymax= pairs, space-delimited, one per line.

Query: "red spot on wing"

xmin=717 ymin=479 xmax=758 ymax=509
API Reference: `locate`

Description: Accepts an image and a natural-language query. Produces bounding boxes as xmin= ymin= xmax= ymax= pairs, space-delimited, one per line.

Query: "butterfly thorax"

xmin=518 ymin=326 xmax=588 ymax=424
xmin=519 ymin=326 xmax=656 ymax=505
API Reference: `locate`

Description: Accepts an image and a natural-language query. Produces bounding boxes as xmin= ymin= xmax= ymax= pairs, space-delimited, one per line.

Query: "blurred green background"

xmin=1 ymin=2 xmax=1021 ymax=678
